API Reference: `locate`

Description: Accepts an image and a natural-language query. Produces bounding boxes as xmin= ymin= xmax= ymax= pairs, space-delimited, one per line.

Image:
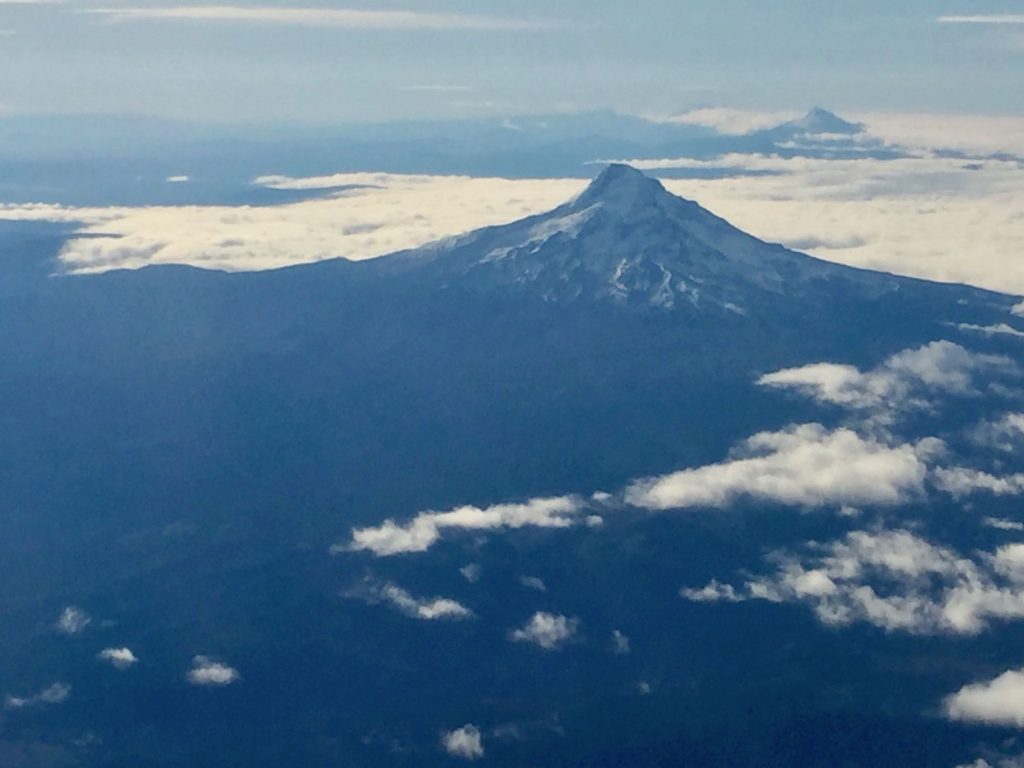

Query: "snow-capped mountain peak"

xmin=568 ymin=162 xmax=667 ymax=215
xmin=386 ymin=164 xmax=897 ymax=311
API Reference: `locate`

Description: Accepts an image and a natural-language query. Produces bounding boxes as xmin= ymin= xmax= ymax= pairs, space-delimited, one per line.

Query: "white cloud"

xmin=519 ymin=576 xmax=546 ymax=592
xmin=681 ymin=579 xmax=743 ymax=603
xmin=985 ymin=517 xmax=1024 ymax=532
xmin=970 ymin=413 xmax=1024 ymax=453
xmin=352 ymin=581 xmax=474 ymax=621
xmin=957 ymin=323 xmax=1024 ymax=339
xmin=397 ymin=85 xmax=475 ymax=93
xmin=56 ymin=605 xmax=91 ymax=635
xmin=661 ymin=107 xmax=800 ymax=135
xmin=625 ymin=424 xmax=933 ymax=511
xmin=945 ymin=669 xmax=1024 ymax=727
xmin=441 ymin=724 xmax=485 ymax=760
xmin=6 ymin=147 xmax=1024 ymax=295
xmin=933 ymin=467 xmax=1024 ymax=497
xmin=510 ymin=612 xmax=579 ymax=650
xmin=683 ymin=528 xmax=1024 ymax=635
xmin=460 ymin=563 xmax=481 ymax=583
xmin=98 ymin=647 xmax=138 ymax=669
xmin=611 ymin=629 xmax=631 ymax=655
xmin=89 ymin=6 xmax=556 ymax=31
xmin=758 ymin=341 xmax=1015 ymax=422
xmin=938 ymin=15 xmax=1024 ymax=25
xmin=5 ymin=682 xmax=71 ymax=709
xmin=187 ymin=656 xmax=239 ymax=686
xmin=342 ymin=495 xmax=583 ymax=557
xmin=0 ymin=174 xmax=583 ymax=274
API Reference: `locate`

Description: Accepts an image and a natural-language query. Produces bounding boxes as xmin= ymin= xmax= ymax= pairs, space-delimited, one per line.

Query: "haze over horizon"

xmin=0 ymin=1 xmax=1022 ymax=122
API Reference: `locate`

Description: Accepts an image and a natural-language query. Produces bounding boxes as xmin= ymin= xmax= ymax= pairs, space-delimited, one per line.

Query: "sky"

xmin=0 ymin=0 xmax=1022 ymax=123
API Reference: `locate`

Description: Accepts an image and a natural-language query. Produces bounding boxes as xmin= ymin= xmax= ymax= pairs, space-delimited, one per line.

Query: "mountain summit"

xmin=386 ymin=163 xmax=894 ymax=312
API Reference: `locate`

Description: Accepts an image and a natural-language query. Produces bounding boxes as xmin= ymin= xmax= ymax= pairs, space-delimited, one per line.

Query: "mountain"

xmin=776 ymin=107 xmax=865 ymax=136
xmin=0 ymin=168 xmax=1021 ymax=768
xmin=382 ymin=163 xmax=895 ymax=310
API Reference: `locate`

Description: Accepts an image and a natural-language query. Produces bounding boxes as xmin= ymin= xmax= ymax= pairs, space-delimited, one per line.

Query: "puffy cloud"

xmin=758 ymin=341 xmax=1014 ymax=419
xmin=683 ymin=528 xmax=1024 ymax=635
xmin=460 ymin=563 xmax=482 ymax=583
xmin=56 ymin=606 xmax=91 ymax=635
xmin=342 ymin=496 xmax=583 ymax=557
xmin=98 ymin=647 xmax=138 ymax=669
xmin=441 ymin=724 xmax=484 ymax=760
xmin=350 ymin=581 xmax=474 ymax=621
xmin=510 ymin=612 xmax=579 ymax=650
xmin=945 ymin=669 xmax=1024 ymax=727
xmin=5 ymin=682 xmax=70 ymax=709
xmin=625 ymin=424 xmax=933 ymax=511
xmin=187 ymin=656 xmax=239 ymax=686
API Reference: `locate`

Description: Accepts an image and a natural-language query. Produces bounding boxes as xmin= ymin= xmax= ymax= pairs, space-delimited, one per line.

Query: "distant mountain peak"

xmin=782 ymin=108 xmax=864 ymax=136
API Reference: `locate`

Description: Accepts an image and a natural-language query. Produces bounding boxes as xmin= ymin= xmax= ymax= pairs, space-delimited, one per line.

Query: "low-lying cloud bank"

xmin=3 ymin=111 xmax=1024 ymax=295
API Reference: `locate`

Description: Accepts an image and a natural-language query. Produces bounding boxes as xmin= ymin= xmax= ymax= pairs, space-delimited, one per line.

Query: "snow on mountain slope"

xmin=382 ymin=163 xmax=902 ymax=312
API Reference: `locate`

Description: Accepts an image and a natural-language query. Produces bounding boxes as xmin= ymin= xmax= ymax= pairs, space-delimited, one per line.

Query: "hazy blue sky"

xmin=0 ymin=0 xmax=1021 ymax=122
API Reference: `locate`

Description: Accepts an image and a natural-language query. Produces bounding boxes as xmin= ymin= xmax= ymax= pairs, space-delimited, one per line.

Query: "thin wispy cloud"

xmin=346 ymin=580 xmax=475 ymax=621
xmin=5 ymin=682 xmax=71 ymax=709
xmin=683 ymin=530 xmax=1024 ymax=635
xmin=938 ymin=15 xmax=1024 ymax=25
xmin=397 ymin=85 xmax=476 ymax=93
xmin=88 ymin=6 xmax=558 ymax=31
xmin=342 ymin=496 xmax=583 ymax=557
